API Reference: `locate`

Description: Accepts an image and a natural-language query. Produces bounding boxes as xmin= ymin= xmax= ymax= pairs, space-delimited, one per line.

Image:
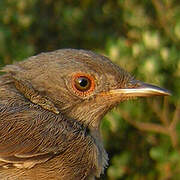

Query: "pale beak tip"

xmin=108 ymin=81 xmax=171 ymax=98
xmin=139 ymin=82 xmax=171 ymax=96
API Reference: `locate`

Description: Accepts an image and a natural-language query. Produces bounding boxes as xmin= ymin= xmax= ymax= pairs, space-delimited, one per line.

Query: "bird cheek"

xmin=98 ymin=91 xmax=131 ymax=103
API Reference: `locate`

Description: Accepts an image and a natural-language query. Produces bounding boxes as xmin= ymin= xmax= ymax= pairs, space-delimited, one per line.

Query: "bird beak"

xmin=108 ymin=81 xmax=171 ymax=97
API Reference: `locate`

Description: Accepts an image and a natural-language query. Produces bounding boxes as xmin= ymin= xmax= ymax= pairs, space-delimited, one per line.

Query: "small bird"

xmin=0 ymin=49 xmax=170 ymax=180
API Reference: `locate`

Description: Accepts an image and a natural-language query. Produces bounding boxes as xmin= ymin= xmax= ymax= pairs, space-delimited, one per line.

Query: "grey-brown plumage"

xmin=0 ymin=49 xmax=170 ymax=180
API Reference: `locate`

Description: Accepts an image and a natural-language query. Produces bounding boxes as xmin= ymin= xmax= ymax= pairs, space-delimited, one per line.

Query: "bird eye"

xmin=75 ymin=76 xmax=91 ymax=92
xmin=72 ymin=73 xmax=95 ymax=95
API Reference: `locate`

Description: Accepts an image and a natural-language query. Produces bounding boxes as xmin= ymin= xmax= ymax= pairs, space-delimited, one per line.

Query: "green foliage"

xmin=0 ymin=0 xmax=179 ymax=179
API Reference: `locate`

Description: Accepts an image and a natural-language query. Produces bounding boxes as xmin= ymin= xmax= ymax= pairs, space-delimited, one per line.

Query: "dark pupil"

xmin=78 ymin=77 xmax=88 ymax=87
xmin=75 ymin=76 xmax=91 ymax=91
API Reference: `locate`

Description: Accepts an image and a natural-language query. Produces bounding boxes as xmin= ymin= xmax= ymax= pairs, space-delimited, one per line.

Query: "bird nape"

xmin=0 ymin=49 xmax=170 ymax=180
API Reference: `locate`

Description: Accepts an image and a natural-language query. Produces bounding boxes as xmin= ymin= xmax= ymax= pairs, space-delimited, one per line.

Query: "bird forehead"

xmin=50 ymin=51 xmax=129 ymax=90
xmin=68 ymin=56 xmax=120 ymax=76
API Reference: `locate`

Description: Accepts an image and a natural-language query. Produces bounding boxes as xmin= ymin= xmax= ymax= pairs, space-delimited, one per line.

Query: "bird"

xmin=0 ymin=49 xmax=170 ymax=180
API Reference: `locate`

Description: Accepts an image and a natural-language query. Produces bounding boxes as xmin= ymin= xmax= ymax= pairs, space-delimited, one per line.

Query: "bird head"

xmin=2 ymin=49 xmax=171 ymax=130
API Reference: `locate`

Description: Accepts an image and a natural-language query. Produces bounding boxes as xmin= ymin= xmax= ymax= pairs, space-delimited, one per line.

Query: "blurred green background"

xmin=0 ymin=0 xmax=179 ymax=179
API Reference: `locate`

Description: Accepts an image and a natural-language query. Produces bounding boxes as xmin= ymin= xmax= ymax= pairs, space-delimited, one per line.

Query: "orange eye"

xmin=75 ymin=76 xmax=91 ymax=91
xmin=72 ymin=73 xmax=95 ymax=96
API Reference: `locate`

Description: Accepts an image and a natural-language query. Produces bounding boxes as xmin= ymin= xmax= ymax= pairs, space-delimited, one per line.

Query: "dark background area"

xmin=0 ymin=0 xmax=179 ymax=179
